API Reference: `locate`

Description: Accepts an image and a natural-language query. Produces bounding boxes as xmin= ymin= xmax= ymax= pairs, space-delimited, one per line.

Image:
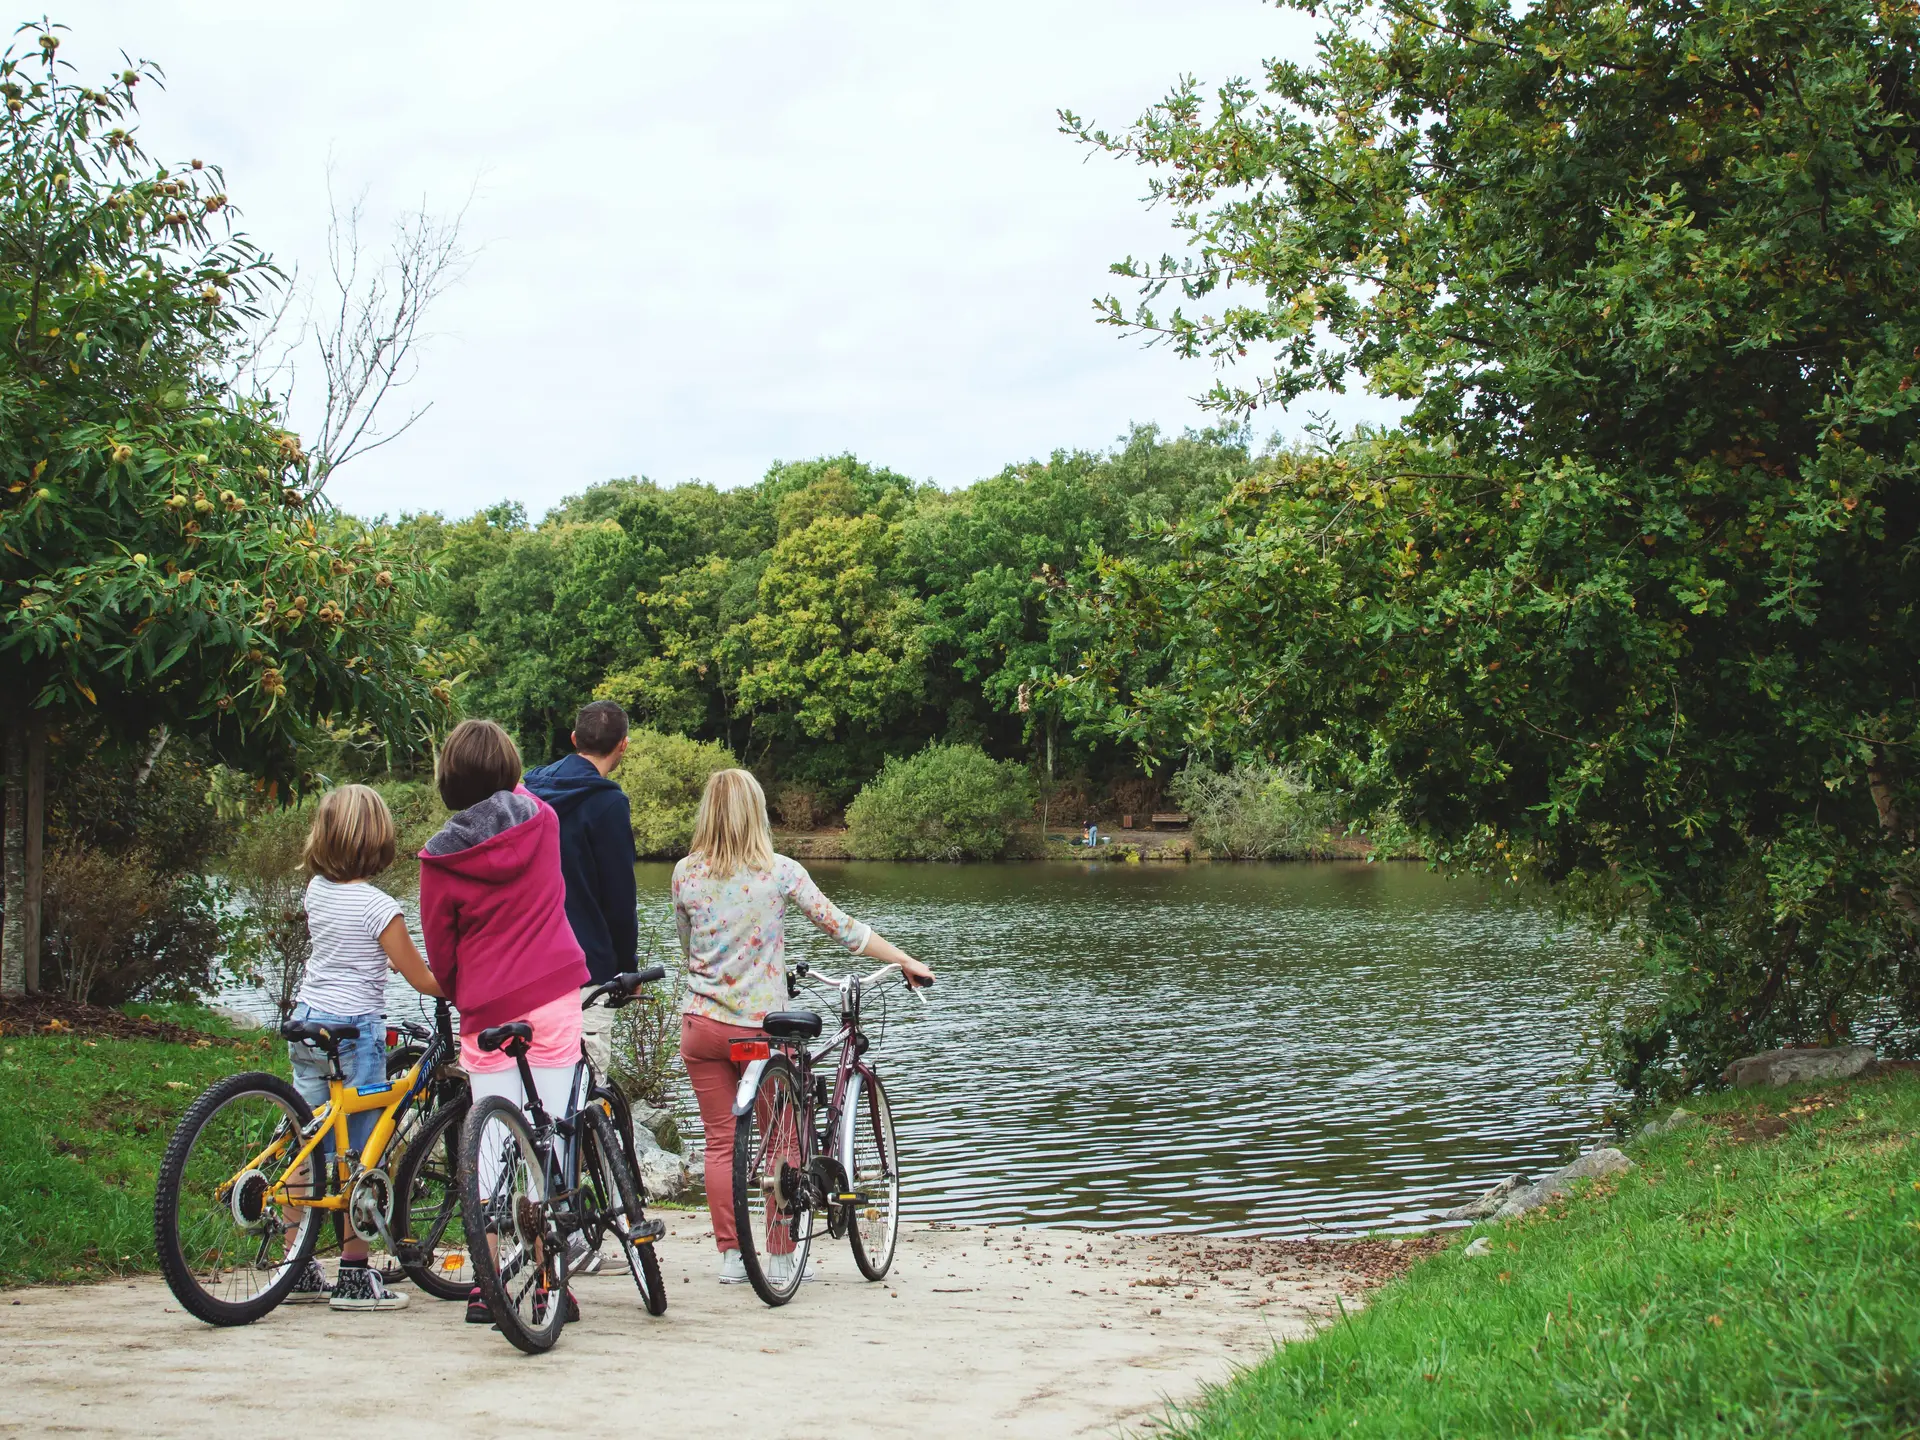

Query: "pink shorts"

xmin=460 ymin=988 xmax=583 ymax=1074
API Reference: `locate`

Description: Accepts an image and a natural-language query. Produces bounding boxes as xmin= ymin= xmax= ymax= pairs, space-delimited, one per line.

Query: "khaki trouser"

xmin=580 ymin=986 xmax=616 ymax=1076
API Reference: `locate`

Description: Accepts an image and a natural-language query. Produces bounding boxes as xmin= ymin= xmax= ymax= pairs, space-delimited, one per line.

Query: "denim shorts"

xmin=286 ymin=1004 xmax=387 ymax=1155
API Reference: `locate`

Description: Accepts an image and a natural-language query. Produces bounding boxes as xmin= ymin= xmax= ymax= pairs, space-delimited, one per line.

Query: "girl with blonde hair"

xmin=673 ymin=769 xmax=932 ymax=1286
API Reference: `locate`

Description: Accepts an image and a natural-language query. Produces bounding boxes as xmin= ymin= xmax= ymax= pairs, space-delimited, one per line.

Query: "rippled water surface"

xmin=645 ymin=860 xmax=1618 ymax=1236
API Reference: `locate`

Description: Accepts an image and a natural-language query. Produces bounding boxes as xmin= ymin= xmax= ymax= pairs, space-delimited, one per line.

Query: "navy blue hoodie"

xmin=521 ymin=753 xmax=638 ymax=986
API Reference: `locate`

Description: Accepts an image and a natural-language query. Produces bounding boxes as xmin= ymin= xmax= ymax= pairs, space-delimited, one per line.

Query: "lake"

xmin=650 ymin=859 xmax=1618 ymax=1236
xmin=222 ymin=859 xmax=1619 ymax=1236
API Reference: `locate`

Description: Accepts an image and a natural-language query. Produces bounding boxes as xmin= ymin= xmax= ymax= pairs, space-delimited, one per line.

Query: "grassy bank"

xmin=0 ymin=1003 xmax=280 ymax=1287
xmin=1171 ymin=1074 xmax=1920 ymax=1438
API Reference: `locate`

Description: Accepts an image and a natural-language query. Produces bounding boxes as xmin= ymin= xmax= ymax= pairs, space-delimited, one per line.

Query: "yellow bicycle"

xmin=154 ymin=1001 xmax=463 ymax=1326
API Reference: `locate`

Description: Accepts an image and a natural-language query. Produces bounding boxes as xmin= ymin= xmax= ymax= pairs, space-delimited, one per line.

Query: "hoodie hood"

xmin=522 ymin=752 xmax=623 ymax=819
xmin=420 ymin=787 xmax=547 ymax=884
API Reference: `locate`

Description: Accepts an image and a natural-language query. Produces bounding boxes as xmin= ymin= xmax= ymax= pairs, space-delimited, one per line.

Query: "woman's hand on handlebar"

xmin=861 ymin=928 xmax=933 ymax=988
xmin=898 ymin=955 xmax=935 ymax=988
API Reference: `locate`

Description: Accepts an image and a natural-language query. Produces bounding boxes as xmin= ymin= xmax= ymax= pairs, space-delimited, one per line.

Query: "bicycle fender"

xmin=837 ymin=1072 xmax=862 ymax=1177
xmin=730 ymin=1057 xmax=769 ymax=1117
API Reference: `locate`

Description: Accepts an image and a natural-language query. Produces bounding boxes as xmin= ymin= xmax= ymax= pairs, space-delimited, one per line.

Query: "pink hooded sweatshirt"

xmin=419 ymin=786 xmax=589 ymax=1032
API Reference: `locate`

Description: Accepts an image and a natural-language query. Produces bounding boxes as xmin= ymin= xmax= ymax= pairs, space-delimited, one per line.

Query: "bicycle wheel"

xmin=459 ymin=1095 xmax=568 ymax=1354
xmin=590 ymin=1081 xmax=642 ymax=1187
xmin=154 ymin=1071 xmax=325 ymax=1326
xmin=732 ymin=1056 xmax=815 ymax=1307
xmin=843 ymin=1069 xmax=901 ymax=1281
xmin=392 ymin=1095 xmax=472 ymax=1301
xmin=580 ymin=1103 xmax=667 ymax=1316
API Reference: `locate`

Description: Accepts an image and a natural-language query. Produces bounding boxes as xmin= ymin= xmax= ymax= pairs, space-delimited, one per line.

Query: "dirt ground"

xmin=0 ymin=1216 xmax=1398 ymax=1439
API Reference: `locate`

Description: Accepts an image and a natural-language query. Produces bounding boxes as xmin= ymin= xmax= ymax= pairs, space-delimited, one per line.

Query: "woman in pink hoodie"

xmin=419 ymin=718 xmax=589 ymax=1323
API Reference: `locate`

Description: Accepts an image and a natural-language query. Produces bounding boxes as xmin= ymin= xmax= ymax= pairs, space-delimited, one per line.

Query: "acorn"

xmin=177 ymin=569 xmax=195 ymax=583
xmin=373 ymin=570 xmax=393 ymax=589
xmin=132 ymin=553 xmax=146 ymax=565
xmin=204 ymin=194 xmax=226 ymax=213
xmin=51 ymin=171 xmax=67 ymax=189
xmin=254 ymin=465 xmax=271 ymax=481
xmin=121 ymin=69 xmax=138 ymax=85
xmin=194 ymin=496 xmax=213 ymax=514
xmin=7 ymin=100 xmax=21 ymax=115
xmin=34 ymin=487 xmax=49 ymax=501
xmin=261 ymin=667 xmax=285 ymax=696
xmin=282 ymin=488 xmax=302 ymax=508
xmin=163 ymin=211 xmax=188 ymax=228
xmin=37 ymin=33 xmax=57 ymax=52
xmin=291 ymin=594 xmax=309 ymax=611
xmin=216 ymin=695 xmax=232 ymax=711
xmin=191 ymin=158 xmax=204 ymax=170
xmin=165 ymin=493 xmax=187 ymax=510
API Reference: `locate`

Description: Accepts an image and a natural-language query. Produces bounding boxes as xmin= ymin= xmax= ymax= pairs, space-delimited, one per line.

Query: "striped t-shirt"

xmin=299 ymin=876 xmax=406 ymax=1017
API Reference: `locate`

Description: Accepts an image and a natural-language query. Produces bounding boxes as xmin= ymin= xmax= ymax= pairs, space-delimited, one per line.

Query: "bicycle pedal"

xmin=632 ymin=1218 xmax=666 ymax=1244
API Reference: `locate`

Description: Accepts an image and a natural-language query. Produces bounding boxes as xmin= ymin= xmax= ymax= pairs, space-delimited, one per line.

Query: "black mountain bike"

xmin=458 ymin=967 xmax=669 ymax=1353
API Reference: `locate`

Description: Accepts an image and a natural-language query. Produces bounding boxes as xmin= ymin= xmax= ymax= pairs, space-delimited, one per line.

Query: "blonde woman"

xmin=674 ymin=769 xmax=932 ymax=1285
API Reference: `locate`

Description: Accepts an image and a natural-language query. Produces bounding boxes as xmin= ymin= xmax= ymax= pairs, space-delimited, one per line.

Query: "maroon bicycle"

xmin=728 ymin=958 xmax=929 ymax=1306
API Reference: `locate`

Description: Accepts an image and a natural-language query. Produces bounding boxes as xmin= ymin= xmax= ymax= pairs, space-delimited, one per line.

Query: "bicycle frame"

xmin=732 ymin=962 xmax=916 ymax=1214
xmin=228 ymin=1007 xmax=453 ymax=1217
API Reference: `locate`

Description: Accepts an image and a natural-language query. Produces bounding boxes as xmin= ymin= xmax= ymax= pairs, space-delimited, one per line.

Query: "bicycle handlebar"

xmin=585 ymin=964 xmax=669 ymax=1010
xmin=792 ymin=959 xmax=931 ymax=1004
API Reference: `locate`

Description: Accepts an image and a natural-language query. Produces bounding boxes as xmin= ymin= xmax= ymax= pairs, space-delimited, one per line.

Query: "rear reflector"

xmin=385 ymin=1027 xmax=399 ymax=1047
xmin=730 ymin=1040 xmax=771 ymax=1062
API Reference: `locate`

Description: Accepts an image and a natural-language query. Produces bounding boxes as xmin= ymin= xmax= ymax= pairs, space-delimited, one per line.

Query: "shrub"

xmin=605 ymin=920 xmax=683 ymax=1112
xmin=1171 ymin=763 xmax=1338 ymax=860
xmin=844 ymin=743 xmax=1034 ymax=861
xmin=613 ymin=730 xmax=739 ymax=859
xmin=770 ymin=782 xmax=823 ymax=831
xmin=39 ymin=847 xmax=229 ymax=1006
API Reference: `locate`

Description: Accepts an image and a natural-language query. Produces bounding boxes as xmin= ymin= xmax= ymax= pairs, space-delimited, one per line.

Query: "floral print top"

xmin=671 ymin=853 xmax=872 ymax=1027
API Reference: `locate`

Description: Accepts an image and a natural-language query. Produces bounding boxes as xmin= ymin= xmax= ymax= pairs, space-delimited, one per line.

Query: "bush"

xmin=1171 ymin=763 xmax=1338 ymax=860
xmin=39 ymin=848 xmax=229 ymax=1006
xmin=613 ymin=730 xmax=740 ymax=859
xmin=769 ymin=782 xmax=823 ymax=831
xmin=844 ymin=743 xmax=1034 ymax=861
xmin=605 ymin=920 xmax=683 ymax=1112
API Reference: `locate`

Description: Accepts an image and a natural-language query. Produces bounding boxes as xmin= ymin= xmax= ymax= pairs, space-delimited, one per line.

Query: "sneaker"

xmin=284 ymin=1259 xmax=332 ymax=1304
xmin=766 ymin=1252 xmax=819 ymax=1287
xmin=465 ymin=1285 xmax=493 ymax=1325
xmin=533 ymin=1285 xmax=581 ymax=1324
xmin=330 ymin=1263 xmax=409 ymax=1312
xmin=717 ymin=1248 xmax=749 ymax=1285
xmin=566 ymin=1233 xmax=607 ymax=1276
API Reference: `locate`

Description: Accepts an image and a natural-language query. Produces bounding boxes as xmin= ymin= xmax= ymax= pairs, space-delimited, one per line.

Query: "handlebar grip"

xmin=793 ymin=961 xmax=811 ymax=977
xmin=909 ymin=973 xmax=934 ymax=988
xmin=634 ymin=964 xmax=666 ymax=985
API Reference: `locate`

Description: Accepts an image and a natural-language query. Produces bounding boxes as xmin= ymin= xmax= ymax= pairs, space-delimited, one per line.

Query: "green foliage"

xmin=844 ymin=742 xmax=1035 ymax=861
xmin=0 ymin=1010 xmax=286 ymax=1285
xmin=1170 ymin=762 xmax=1337 ymax=860
xmin=1167 ymin=1076 xmax=1920 ymax=1438
xmin=1068 ymin=0 xmax=1920 ymax=1095
xmin=613 ymin=728 xmax=738 ymax=859
xmin=216 ymin=801 xmax=312 ymax=1020
xmin=0 ymin=25 xmax=451 ymax=775
xmin=606 ymin=917 xmax=683 ymax=1110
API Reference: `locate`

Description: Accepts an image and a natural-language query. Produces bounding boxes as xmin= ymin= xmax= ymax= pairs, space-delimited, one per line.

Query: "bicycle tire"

xmin=392 ymin=1095 xmax=472 ymax=1301
xmin=843 ymin=1069 xmax=901 ymax=1281
xmin=580 ymin=1104 xmax=667 ymax=1316
xmin=733 ymin=1056 xmax=815 ymax=1307
xmin=459 ymin=1094 xmax=568 ymax=1354
xmin=590 ymin=1081 xmax=642 ymax=1188
xmin=154 ymin=1071 xmax=324 ymax=1326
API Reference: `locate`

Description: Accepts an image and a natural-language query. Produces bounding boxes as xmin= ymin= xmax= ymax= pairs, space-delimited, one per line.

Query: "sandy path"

xmin=0 ymin=1215 xmax=1377 ymax=1439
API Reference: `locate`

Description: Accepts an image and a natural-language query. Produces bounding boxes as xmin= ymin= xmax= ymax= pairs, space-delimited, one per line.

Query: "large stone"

xmin=1494 ymin=1148 xmax=1634 ymax=1220
xmin=1722 ymin=1045 xmax=1875 ymax=1089
xmin=1639 ymin=1107 xmax=1703 ymax=1138
xmin=1440 ymin=1174 xmax=1531 ymax=1222
xmin=632 ymin=1102 xmax=677 ymax=1146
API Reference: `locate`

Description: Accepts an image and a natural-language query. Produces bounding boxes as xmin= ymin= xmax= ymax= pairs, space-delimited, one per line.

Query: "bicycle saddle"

xmin=762 ymin=1010 xmax=823 ymax=1040
xmin=476 ymin=1020 xmax=534 ymax=1053
xmin=280 ymin=1020 xmax=359 ymax=1050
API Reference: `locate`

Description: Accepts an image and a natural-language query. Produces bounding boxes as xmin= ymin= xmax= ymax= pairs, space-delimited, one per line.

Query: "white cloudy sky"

xmin=59 ymin=1 xmax=1394 ymax=519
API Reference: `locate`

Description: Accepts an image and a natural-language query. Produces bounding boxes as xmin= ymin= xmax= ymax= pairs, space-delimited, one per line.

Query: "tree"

xmin=1067 ymin=0 xmax=1920 ymax=1096
xmin=0 ymin=25 xmax=450 ymax=994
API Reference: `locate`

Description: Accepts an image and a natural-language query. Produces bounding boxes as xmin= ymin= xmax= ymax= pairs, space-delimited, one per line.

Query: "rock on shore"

xmin=1440 ymin=1148 xmax=1634 ymax=1223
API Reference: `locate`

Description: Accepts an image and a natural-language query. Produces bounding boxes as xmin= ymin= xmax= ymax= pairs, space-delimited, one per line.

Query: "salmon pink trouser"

xmin=682 ymin=1012 xmax=793 ymax=1255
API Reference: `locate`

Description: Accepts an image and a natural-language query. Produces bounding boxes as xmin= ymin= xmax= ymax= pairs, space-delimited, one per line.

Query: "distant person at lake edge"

xmin=419 ymin=718 xmax=591 ymax=1327
xmin=673 ymin=768 xmax=934 ymax=1286
xmin=522 ymin=699 xmax=638 ymax=1079
xmin=287 ymin=784 xmax=442 ymax=1313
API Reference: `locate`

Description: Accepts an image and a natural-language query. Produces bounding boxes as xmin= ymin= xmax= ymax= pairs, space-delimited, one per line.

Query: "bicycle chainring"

xmin=348 ymin=1169 xmax=394 ymax=1244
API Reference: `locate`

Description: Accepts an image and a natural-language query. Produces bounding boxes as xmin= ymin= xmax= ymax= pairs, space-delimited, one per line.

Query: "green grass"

xmin=1169 ymin=1075 xmax=1920 ymax=1438
xmin=0 ymin=1005 xmax=287 ymax=1287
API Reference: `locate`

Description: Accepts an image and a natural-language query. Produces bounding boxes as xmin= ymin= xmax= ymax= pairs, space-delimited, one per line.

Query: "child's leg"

xmin=680 ymin=1015 xmax=747 ymax=1251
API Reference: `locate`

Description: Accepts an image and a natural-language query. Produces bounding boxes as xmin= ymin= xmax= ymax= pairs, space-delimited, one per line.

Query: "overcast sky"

xmin=60 ymin=1 xmax=1394 ymax=519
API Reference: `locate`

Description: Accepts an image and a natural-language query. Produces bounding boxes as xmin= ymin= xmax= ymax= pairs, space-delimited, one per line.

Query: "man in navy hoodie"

xmin=522 ymin=699 xmax=638 ymax=1077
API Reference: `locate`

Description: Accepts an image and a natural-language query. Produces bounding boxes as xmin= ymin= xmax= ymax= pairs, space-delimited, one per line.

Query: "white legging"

xmin=468 ymin=1063 xmax=577 ymax=1199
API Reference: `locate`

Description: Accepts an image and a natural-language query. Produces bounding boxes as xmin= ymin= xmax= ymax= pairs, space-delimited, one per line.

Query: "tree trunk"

xmin=24 ymin=724 xmax=44 ymax=993
xmin=1867 ymin=755 xmax=1920 ymax=929
xmin=2 ymin=721 xmax=24 ymax=997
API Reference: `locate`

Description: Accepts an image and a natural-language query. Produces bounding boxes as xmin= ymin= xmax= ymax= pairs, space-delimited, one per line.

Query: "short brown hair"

xmin=303 ymin=784 xmax=397 ymax=883
xmin=574 ymin=699 xmax=628 ymax=758
xmin=437 ymin=719 xmax=523 ymax=812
